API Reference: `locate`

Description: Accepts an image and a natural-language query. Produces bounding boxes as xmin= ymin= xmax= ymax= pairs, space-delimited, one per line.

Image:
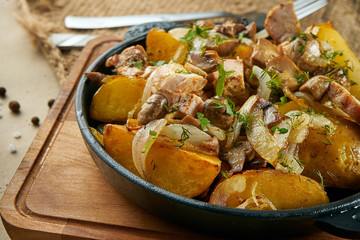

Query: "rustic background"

xmin=15 ymin=0 xmax=360 ymax=86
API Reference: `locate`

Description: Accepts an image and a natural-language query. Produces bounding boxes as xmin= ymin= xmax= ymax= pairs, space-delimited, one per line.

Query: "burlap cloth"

xmin=14 ymin=0 xmax=360 ymax=86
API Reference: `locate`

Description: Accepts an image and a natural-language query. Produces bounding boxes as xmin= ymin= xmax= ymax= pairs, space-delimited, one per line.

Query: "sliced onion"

xmin=132 ymin=119 xmax=167 ymax=179
xmin=252 ymin=65 xmax=271 ymax=101
xmin=275 ymin=143 xmax=304 ymax=174
xmin=285 ymin=111 xmax=310 ymax=144
xmin=160 ymin=124 xmax=212 ymax=146
xmin=207 ymin=125 xmax=226 ymax=141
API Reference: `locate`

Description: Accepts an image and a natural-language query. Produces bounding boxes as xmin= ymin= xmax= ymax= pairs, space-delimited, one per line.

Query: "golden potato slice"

xmin=314 ymin=23 xmax=360 ymax=100
xmin=209 ymin=169 xmax=329 ymax=210
xmin=90 ymin=76 xmax=146 ymax=123
xmin=299 ymin=117 xmax=360 ymax=189
xmin=231 ymin=45 xmax=253 ymax=61
xmin=104 ymin=124 xmax=141 ymax=177
xmin=146 ymin=28 xmax=188 ymax=64
xmin=103 ymin=124 xmax=221 ymax=198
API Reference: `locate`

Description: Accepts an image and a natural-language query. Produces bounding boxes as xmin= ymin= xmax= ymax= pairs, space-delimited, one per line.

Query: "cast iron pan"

xmin=75 ymin=21 xmax=360 ymax=239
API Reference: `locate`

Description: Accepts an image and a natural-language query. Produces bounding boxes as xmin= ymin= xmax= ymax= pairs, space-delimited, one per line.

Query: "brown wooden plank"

xmin=0 ymin=35 xmax=347 ymax=240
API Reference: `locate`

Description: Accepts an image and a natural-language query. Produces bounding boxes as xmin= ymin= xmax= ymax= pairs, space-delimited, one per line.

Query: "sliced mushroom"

xmin=137 ymin=94 xmax=168 ymax=125
xmin=206 ymin=39 xmax=240 ymax=57
xmin=251 ymin=38 xmax=280 ymax=68
xmin=190 ymin=50 xmax=219 ymax=73
xmin=203 ymin=96 xmax=234 ymax=129
xmin=214 ymin=20 xmax=246 ymax=38
xmin=264 ymin=1 xmax=300 ymax=44
xmin=266 ymin=56 xmax=302 ymax=91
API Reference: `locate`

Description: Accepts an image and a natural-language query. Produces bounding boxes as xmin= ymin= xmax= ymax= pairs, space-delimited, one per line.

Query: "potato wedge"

xmin=103 ymin=124 xmax=221 ymax=198
xmin=146 ymin=28 xmax=188 ymax=64
xmin=90 ymin=76 xmax=146 ymax=123
xmin=209 ymin=169 xmax=329 ymax=210
xmin=314 ymin=23 xmax=360 ymax=100
xmin=299 ymin=117 xmax=360 ymax=189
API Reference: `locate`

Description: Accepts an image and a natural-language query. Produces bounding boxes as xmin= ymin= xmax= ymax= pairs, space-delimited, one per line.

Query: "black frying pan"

xmin=75 ymin=22 xmax=360 ymax=239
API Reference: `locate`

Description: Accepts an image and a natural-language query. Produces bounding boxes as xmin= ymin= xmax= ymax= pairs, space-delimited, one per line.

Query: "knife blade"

xmin=64 ymin=11 xmax=240 ymax=29
xmin=49 ymin=33 xmax=98 ymax=49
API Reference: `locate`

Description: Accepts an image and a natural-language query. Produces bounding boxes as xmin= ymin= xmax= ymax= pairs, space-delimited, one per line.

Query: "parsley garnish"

xmin=175 ymin=69 xmax=192 ymax=74
xmin=317 ymin=171 xmax=324 ymax=189
xmin=142 ymin=130 xmax=158 ymax=153
xmin=197 ymin=112 xmax=211 ymax=131
xmin=150 ymin=60 xmax=167 ymax=66
xmin=133 ymin=60 xmax=143 ymax=69
xmin=317 ymin=124 xmax=335 ymax=145
xmin=294 ymin=71 xmax=309 ymax=84
xmin=213 ymin=34 xmax=226 ymax=45
xmin=221 ymin=170 xmax=229 ymax=179
xmin=224 ymin=97 xmax=235 ymax=115
xmin=271 ymin=126 xmax=289 ymax=134
xmin=216 ymin=63 xmax=234 ymax=96
xmin=321 ymin=50 xmax=343 ymax=61
xmin=180 ymin=24 xmax=210 ymax=45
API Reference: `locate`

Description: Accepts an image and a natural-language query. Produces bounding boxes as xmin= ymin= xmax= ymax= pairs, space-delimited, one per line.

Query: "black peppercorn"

xmin=9 ymin=101 xmax=20 ymax=113
xmin=48 ymin=98 xmax=55 ymax=108
xmin=0 ymin=87 xmax=6 ymax=97
xmin=31 ymin=116 xmax=40 ymax=126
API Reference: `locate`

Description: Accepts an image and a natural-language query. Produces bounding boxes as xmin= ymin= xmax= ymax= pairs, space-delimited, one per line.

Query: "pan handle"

xmin=315 ymin=205 xmax=360 ymax=239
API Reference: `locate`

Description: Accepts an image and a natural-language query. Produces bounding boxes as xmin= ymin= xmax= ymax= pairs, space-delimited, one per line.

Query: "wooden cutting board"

xmin=0 ymin=36 xmax=345 ymax=240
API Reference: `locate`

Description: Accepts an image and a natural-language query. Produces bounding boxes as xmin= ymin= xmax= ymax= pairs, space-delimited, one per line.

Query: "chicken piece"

xmin=299 ymin=75 xmax=330 ymax=100
xmin=199 ymin=136 xmax=220 ymax=156
xmin=176 ymin=93 xmax=205 ymax=118
xmin=251 ymin=38 xmax=280 ymax=68
xmin=244 ymin=22 xmax=257 ymax=40
xmin=137 ymin=94 xmax=168 ymax=125
xmin=214 ymin=20 xmax=246 ymax=38
xmin=184 ymin=62 xmax=207 ymax=78
xmin=266 ymin=56 xmax=302 ymax=91
xmin=203 ymin=96 xmax=234 ymax=129
xmin=222 ymin=141 xmax=254 ymax=174
xmin=180 ymin=115 xmax=201 ymax=128
xmin=140 ymin=66 xmax=158 ymax=79
xmin=149 ymin=63 xmax=207 ymax=96
xmin=223 ymin=59 xmax=248 ymax=105
xmin=264 ymin=1 xmax=300 ymax=44
xmin=327 ymin=81 xmax=360 ymax=124
xmin=105 ymin=45 xmax=149 ymax=77
xmin=190 ymin=50 xmax=219 ymax=73
xmin=280 ymin=35 xmax=332 ymax=73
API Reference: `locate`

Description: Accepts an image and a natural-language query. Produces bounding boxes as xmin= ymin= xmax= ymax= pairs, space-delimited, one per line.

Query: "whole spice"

xmin=48 ymin=98 xmax=55 ymax=108
xmin=9 ymin=100 xmax=20 ymax=113
xmin=0 ymin=87 xmax=6 ymax=97
xmin=31 ymin=116 xmax=40 ymax=126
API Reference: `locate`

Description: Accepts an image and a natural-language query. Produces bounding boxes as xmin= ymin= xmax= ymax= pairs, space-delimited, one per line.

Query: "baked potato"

xmin=103 ymin=124 xmax=221 ymax=198
xmin=90 ymin=76 xmax=146 ymax=123
xmin=209 ymin=169 xmax=329 ymax=210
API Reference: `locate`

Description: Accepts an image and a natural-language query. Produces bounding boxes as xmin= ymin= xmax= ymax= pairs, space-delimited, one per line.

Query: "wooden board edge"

xmin=0 ymin=36 xmax=123 ymax=239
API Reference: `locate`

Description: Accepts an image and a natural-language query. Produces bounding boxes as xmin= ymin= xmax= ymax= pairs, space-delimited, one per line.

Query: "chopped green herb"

xmin=321 ymin=50 xmax=344 ymax=61
xmin=236 ymin=112 xmax=255 ymax=130
xmin=142 ymin=130 xmax=158 ymax=153
xmin=174 ymin=127 xmax=191 ymax=150
xmin=294 ymin=71 xmax=309 ymax=84
xmin=294 ymin=157 xmax=305 ymax=168
xmin=213 ymin=34 xmax=226 ymax=45
xmin=271 ymin=126 xmax=289 ymax=134
xmin=133 ymin=60 xmax=143 ymax=69
xmin=180 ymin=24 xmax=210 ymax=45
xmin=221 ymin=170 xmax=229 ymax=179
xmin=317 ymin=171 xmax=324 ymax=189
xmin=274 ymin=95 xmax=288 ymax=105
xmin=197 ymin=112 xmax=211 ymax=131
xmin=224 ymin=97 xmax=235 ymax=115
xmin=216 ymin=63 xmax=234 ymax=96
xmin=175 ymin=69 xmax=193 ymax=74
xmin=350 ymin=80 xmax=358 ymax=86
xmin=149 ymin=60 xmax=167 ymax=66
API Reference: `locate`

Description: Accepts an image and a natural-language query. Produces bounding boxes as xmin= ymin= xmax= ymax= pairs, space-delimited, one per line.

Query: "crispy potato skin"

xmin=90 ymin=76 xmax=146 ymax=123
xmin=209 ymin=169 xmax=329 ymax=210
xmin=299 ymin=117 xmax=360 ymax=189
xmin=103 ymin=124 xmax=221 ymax=198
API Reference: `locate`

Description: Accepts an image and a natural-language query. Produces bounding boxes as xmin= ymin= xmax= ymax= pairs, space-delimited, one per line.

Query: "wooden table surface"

xmin=0 ymin=35 xmax=349 ymax=240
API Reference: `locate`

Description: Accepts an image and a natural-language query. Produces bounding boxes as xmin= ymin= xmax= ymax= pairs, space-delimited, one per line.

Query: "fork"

xmin=64 ymin=0 xmax=328 ymax=29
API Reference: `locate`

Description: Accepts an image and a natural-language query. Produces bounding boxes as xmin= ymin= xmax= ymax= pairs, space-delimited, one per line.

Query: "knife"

xmin=64 ymin=11 xmax=245 ymax=29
